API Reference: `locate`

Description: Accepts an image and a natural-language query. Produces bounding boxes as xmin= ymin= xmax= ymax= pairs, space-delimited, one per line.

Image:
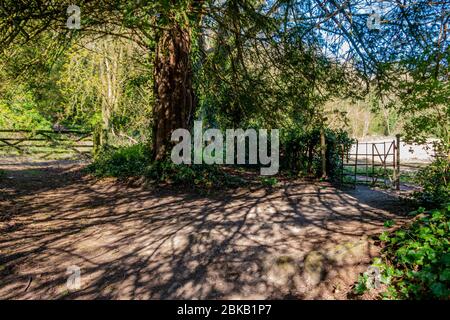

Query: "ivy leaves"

xmin=377 ymin=206 xmax=450 ymax=299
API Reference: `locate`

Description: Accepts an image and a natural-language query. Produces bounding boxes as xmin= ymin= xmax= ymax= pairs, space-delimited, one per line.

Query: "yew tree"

xmin=1 ymin=0 xmax=447 ymax=160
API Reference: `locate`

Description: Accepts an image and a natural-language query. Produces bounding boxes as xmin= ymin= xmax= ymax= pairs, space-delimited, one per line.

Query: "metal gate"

xmin=340 ymin=135 xmax=401 ymax=189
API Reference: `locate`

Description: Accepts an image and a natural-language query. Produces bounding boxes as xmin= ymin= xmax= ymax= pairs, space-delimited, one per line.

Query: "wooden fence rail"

xmin=0 ymin=129 xmax=94 ymax=159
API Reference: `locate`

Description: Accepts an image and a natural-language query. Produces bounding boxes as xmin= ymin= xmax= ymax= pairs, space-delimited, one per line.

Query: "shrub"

xmin=87 ymin=143 xmax=249 ymax=189
xmin=259 ymin=176 xmax=278 ymax=188
xmin=280 ymin=127 xmax=353 ymax=179
xmin=87 ymin=143 xmax=151 ymax=177
xmin=145 ymin=160 xmax=244 ymax=189
xmin=414 ymin=158 xmax=449 ymax=207
xmin=366 ymin=205 xmax=450 ymax=299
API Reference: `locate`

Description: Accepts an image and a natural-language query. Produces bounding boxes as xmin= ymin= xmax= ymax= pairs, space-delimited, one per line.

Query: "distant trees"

xmin=0 ymin=1 xmax=447 ymax=159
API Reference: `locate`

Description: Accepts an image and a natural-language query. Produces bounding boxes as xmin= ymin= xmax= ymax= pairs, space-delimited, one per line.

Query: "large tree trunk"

xmin=152 ymin=23 xmax=195 ymax=161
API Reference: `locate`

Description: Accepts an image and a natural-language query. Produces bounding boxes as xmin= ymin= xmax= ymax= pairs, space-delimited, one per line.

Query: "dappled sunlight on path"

xmin=0 ymin=161 xmax=411 ymax=299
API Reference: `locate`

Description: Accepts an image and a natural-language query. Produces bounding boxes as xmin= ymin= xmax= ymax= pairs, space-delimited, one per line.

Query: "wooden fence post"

xmin=93 ymin=126 xmax=107 ymax=157
xmin=395 ymin=134 xmax=401 ymax=190
xmin=320 ymin=127 xmax=327 ymax=179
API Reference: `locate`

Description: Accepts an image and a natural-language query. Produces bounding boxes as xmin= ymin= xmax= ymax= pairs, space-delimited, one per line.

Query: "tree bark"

xmin=152 ymin=23 xmax=195 ymax=161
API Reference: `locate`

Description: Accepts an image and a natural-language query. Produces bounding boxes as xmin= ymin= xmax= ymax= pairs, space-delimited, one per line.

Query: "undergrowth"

xmin=413 ymin=158 xmax=449 ymax=208
xmin=87 ymin=143 xmax=151 ymax=177
xmin=145 ymin=160 xmax=245 ymax=188
xmin=87 ymin=143 xmax=246 ymax=189
xmin=355 ymin=204 xmax=450 ymax=299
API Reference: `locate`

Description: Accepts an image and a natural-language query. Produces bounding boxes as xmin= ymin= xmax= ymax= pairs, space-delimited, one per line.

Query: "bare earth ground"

xmin=0 ymin=157 xmax=413 ymax=299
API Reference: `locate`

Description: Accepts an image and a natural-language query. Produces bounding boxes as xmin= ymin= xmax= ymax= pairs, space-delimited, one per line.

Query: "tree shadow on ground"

xmin=0 ymin=164 xmax=412 ymax=299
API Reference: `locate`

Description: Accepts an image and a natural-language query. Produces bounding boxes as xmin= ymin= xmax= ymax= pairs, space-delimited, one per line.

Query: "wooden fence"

xmin=0 ymin=129 xmax=93 ymax=159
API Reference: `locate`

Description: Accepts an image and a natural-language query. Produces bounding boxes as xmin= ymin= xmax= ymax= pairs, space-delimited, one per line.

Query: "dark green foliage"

xmin=88 ymin=144 xmax=244 ymax=188
xmin=145 ymin=161 xmax=244 ymax=189
xmin=414 ymin=159 xmax=450 ymax=207
xmin=354 ymin=274 xmax=370 ymax=295
xmin=280 ymin=127 xmax=353 ymax=179
xmin=384 ymin=220 xmax=395 ymax=228
xmin=87 ymin=143 xmax=151 ymax=177
xmin=376 ymin=205 xmax=450 ymax=299
xmin=259 ymin=177 xmax=278 ymax=188
xmin=355 ymin=159 xmax=450 ymax=299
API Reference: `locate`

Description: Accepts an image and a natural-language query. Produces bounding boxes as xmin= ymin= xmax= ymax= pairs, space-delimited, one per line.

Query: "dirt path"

xmin=0 ymin=159 xmax=412 ymax=299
